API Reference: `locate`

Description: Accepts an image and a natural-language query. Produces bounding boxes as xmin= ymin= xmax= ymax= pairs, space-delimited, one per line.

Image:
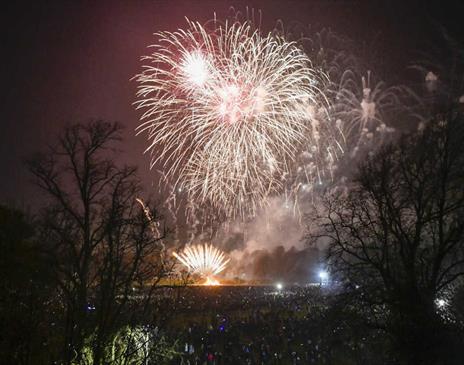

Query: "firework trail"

xmin=136 ymin=198 xmax=163 ymax=240
xmin=134 ymin=14 xmax=330 ymax=219
xmin=173 ymin=243 xmax=230 ymax=278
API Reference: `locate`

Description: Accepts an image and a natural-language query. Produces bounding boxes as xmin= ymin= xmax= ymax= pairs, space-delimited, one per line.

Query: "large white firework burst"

xmin=135 ymin=15 xmax=329 ymax=219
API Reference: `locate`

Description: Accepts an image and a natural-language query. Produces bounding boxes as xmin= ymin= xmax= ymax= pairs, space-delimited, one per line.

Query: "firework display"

xmin=135 ymin=16 xmax=330 ymax=219
xmin=135 ymin=12 xmax=423 ymax=224
xmin=173 ymin=243 xmax=230 ymax=280
xmin=275 ymin=27 xmax=422 ymax=216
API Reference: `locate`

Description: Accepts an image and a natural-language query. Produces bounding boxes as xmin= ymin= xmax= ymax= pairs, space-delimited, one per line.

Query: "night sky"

xmin=2 ymin=0 xmax=463 ymax=209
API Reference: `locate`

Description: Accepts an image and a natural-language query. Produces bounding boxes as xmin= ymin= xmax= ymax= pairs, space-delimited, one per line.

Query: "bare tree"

xmin=27 ymin=121 xmax=173 ymax=364
xmin=307 ymin=111 xmax=464 ymax=364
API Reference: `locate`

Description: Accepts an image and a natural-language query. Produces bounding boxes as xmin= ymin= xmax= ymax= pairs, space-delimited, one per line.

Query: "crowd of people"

xmin=149 ymin=285 xmax=368 ymax=365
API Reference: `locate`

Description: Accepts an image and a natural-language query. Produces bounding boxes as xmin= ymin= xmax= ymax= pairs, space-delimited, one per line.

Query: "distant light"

xmin=319 ymin=271 xmax=328 ymax=280
xmin=436 ymin=298 xmax=447 ymax=308
xmin=276 ymin=282 xmax=283 ymax=290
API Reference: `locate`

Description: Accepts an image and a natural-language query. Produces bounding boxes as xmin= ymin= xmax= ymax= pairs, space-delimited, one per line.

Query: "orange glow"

xmin=203 ymin=276 xmax=221 ymax=286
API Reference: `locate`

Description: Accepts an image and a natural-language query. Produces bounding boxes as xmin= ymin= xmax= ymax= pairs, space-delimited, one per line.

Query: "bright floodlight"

xmin=319 ymin=271 xmax=328 ymax=280
xmin=276 ymin=283 xmax=283 ymax=290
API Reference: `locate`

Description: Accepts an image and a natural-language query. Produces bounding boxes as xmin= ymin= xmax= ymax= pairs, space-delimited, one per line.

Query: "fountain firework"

xmin=173 ymin=243 xmax=230 ymax=285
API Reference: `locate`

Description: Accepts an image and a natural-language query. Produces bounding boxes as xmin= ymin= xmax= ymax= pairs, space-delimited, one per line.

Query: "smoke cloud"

xmin=213 ymin=197 xmax=323 ymax=283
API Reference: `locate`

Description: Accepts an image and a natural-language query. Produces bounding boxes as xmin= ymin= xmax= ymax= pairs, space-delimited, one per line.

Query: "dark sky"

xmin=2 ymin=0 xmax=463 ymax=209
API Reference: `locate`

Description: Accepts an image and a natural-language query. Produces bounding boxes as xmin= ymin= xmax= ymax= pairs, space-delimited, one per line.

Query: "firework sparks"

xmin=272 ymin=26 xmax=424 ymax=218
xmin=203 ymin=276 xmax=221 ymax=286
xmin=134 ymin=15 xmax=329 ymax=219
xmin=173 ymin=243 xmax=230 ymax=281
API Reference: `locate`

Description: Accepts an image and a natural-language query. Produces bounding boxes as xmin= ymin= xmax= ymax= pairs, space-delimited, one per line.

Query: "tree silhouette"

xmin=27 ymin=121 xmax=172 ymax=364
xmin=308 ymin=111 xmax=464 ymax=364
